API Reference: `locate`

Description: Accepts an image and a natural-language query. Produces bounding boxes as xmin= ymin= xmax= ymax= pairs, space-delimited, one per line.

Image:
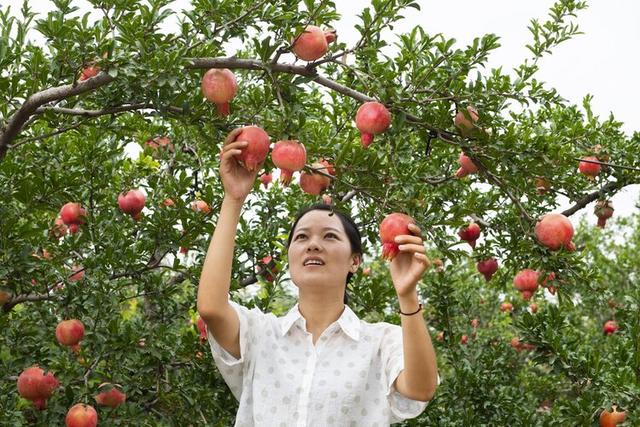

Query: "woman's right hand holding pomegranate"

xmin=219 ymin=128 xmax=260 ymax=202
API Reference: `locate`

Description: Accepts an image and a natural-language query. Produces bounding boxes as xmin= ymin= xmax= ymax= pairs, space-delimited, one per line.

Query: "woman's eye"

xmin=326 ymin=233 xmax=337 ymax=238
xmin=295 ymin=234 xmax=306 ymax=240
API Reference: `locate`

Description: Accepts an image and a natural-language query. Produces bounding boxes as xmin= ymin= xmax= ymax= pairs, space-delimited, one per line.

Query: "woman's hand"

xmin=390 ymin=223 xmax=431 ymax=297
xmin=219 ymin=128 xmax=263 ymax=202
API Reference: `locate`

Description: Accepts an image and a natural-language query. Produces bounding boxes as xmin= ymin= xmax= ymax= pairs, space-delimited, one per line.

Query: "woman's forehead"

xmin=295 ymin=210 xmax=345 ymax=232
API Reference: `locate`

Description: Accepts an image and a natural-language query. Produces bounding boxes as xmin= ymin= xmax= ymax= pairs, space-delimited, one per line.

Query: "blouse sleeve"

xmin=205 ymin=299 xmax=265 ymax=400
xmin=380 ymin=325 xmax=430 ymax=423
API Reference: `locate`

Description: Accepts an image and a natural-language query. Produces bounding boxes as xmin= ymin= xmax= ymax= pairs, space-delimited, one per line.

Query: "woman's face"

xmin=288 ymin=210 xmax=360 ymax=295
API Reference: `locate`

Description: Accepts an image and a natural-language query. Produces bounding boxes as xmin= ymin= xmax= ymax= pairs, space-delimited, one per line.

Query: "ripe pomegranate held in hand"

xmin=272 ymin=140 xmax=307 ymax=185
xmin=201 ymin=68 xmax=238 ymax=116
xmin=118 ymin=189 xmax=146 ymax=218
xmin=477 ymin=258 xmax=498 ymax=281
xmin=65 ymin=403 xmax=98 ymax=427
xmin=94 ymin=383 xmax=127 ymax=408
xmin=534 ymin=213 xmax=575 ymax=251
xmin=292 ymin=25 xmax=332 ymax=61
xmin=228 ymin=126 xmax=270 ymax=172
xmin=379 ymin=213 xmax=416 ymax=260
xmin=455 ymin=152 xmax=479 ymax=178
xmin=355 ymin=101 xmax=391 ymax=148
xmin=513 ymin=269 xmax=540 ymax=300
xmin=595 ymin=200 xmax=614 ymax=228
xmin=56 ymin=319 xmax=85 ymax=347
xmin=453 ymin=106 xmax=479 ymax=137
xmin=299 ymin=160 xmax=334 ymax=195
xmin=458 ymin=222 xmax=481 ymax=249
xmin=578 ymin=156 xmax=601 ymax=180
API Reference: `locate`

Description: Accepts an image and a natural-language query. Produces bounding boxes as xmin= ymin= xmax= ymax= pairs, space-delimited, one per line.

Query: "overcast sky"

xmin=9 ymin=0 xmax=640 ymax=223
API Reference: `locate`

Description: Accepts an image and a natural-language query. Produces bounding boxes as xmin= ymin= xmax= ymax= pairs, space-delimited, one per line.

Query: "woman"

xmin=197 ymin=130 xmax=438 ymax=426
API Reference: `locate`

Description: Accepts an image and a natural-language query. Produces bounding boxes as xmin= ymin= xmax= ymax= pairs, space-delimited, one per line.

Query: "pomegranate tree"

xmin=453 ymin=106 xmax=479 ymax=136
xmin=201 ymin=68 xmax=238 ymax=116
xmin=578 ymin=156 xmax=601 ymax=179
xmin=227 ymin=125 xmax=270 ymax=171
xmin=355 ymin=101 xmax=391 ymax=148
xmin=94 ymin=383 xmax=127 ymax=408
xmin=513 ymin=269 xmax=540 ymax=300
xmin=476 ymin=258 xmax=499 ymax=281
xmin=17 ymin=366 xmax=60 ymax=410
xmin=534 ymin=213 xmax=575 ymax=251
xmin=292 ymin=25 xmax=334 ymax=61
xmin=594 ymin=200 xmax=614 ymax=228
xmin=458 ymin=222 xmax=481 ymax=249
xmin=65 ymin=403 xmax=98 ymax=427
xmin=455 ymin=152 xmax=479 ymax=178
xmin=299 ymin=160 xmax=334 ymax=195
xmin=379 ymin=213 xmax=416 ymax=260
xmin=271 ymin=140 xmax=307 ymax=185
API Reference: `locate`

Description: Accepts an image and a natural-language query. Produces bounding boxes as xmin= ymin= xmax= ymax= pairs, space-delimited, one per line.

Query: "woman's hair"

xmin=285 ymin=204 xmax=362 ymax=304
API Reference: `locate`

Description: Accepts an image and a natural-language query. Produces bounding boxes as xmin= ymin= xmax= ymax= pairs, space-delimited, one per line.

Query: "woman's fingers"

xmin=220 ymin=148 xmax=243 ymax=161
xmin=223 ymin=128 xmax=244 ymax=145
xmin=395 ymin=234 xmax=424 ymax=245
xmin=222 ymin=140 xmax=248 ymax=152
xmin=397 ymin=243 xmax=426 ymax=253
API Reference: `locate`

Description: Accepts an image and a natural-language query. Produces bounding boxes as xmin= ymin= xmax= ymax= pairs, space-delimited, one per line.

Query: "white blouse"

xmin=205 ymin=299 xmax=430 ymax=426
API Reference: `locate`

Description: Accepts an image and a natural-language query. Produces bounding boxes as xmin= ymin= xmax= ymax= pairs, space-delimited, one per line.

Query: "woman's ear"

xmin=350 ymin=254 xmax=361 ymax=273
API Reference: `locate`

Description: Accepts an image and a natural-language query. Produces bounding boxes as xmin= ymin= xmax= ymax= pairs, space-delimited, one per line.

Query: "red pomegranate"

xmin=455 ymin=152 xmax=479 ymax=178
xmin=513 ymin=269 xmax=540 ymax=300
xmin=603 ymin=320 xmax=618 ymax=335
xmin=529 ymin=303 xmax=538 ymax=313
xmin=118 ymin=189 xmax=146 ymax=216
xmin=17 ymin=366 xmax=60 ymax=410
xmin=228 ymin=126 xmax=270 ymax=171
xmin=324 ymin=28 xmax=337 ymax=43
xmin=292 ymin=25 xmax=331 ymax=61
xmin=453 ymin=106 xmax=479 ymax=136
xmin=272 ymin=140 xmax=307 ymax=185
xmin=379 ymin=213 xmax=416 ymax=260
xmin=56 ymin=319 xmax=85 ymax=347
xmin=65 ymin=403 xmax=98 ymax=427
xmin=500 ymin=302 xmax=513 ymax=313
xmin=162 ymin=198 xmax=175 ymax=207
xmin=201 ymin=68 xmax=238 ymax=116
xmin=145 ymin=136 xmax=174 ymax=153
xmin=94 ymin=383 xmax=127 ymax=408
xmin=578 ymin=156 xmax=601 ymax=179
xmin=460 ymin=335 xmax=469 ymax=345
xmin=458 ymin=222 xmax=481 ymax=249
xmin=476 ymin=258 xmax=498 ymax=281
xmin=69 ymin=265 xmax=85 ymax=282
xmin=259 ymin=173 xmax=272 ymax=188
xmin=534 ymin=213 xmax=575 ymax=251
xmin=599 ymin=405 xmax=626 ymax=427
xmin=79 ymin=65 xmax=100 ymax=81
xmin=595 ymin=200 xmax=614 ymax=228
xmin=191 ymin=200 xmax=210 ymax=214
xmin=196 ymin=316 xmax=207 ymax=343
xmin=355 ymin=101 xmax=391 ymax=148
xmin=299 ymin=161 xmax=334 ymax=195
xmin=60 ymin=202 xmax=86 ymax=225
xmin=0 ymin=289 xmax=10 ymax=305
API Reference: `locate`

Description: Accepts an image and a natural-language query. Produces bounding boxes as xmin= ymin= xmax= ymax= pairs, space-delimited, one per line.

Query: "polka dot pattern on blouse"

xmin=205 ymin=300 xmax=430 ymax=426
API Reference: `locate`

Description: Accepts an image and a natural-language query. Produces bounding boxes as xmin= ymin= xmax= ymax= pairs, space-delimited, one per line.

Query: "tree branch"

xmin=561 ymin=180 xmax=629 ymax=217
